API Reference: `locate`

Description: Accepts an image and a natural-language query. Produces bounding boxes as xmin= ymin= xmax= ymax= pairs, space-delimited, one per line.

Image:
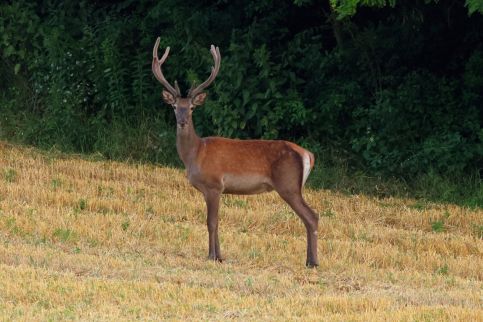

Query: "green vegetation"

xmin=431 ymin=220 xmax=445 ymax=233
xmin=52 ymin=228 xmax=76 ymax=243
xmin=3 ymin=168 xmax=17 ymax=183
xmin=1 ymin=0 xmax=482 ymax=206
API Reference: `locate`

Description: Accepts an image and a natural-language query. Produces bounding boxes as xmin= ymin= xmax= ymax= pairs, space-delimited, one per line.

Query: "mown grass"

xmin=0 ymin=141 xmax=481 ymax=321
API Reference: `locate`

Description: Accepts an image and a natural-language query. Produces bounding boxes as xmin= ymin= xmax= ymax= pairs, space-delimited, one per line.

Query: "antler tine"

xmin=152 ymin=37 xmax=179 ymax=96
xmin=174 ymin=81 xmax=181 ymax=96
xmin=189 ymin=44 xmax=221 ymax=98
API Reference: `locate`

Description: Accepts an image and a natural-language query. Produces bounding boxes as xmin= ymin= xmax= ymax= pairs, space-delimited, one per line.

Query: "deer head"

xmin=152 ymin=37 xmax=221 ymax=129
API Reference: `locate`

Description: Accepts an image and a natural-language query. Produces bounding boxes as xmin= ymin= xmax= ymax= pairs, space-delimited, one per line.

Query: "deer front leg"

xmin=204 ymin=189 xmax=223 ymax=261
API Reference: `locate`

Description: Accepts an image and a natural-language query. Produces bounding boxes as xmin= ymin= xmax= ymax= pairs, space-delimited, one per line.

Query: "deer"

xmin=152 ymin=37 xmax=319 ymax=267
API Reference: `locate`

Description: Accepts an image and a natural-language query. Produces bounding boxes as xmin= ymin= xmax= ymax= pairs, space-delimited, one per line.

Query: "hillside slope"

xmin=0 ymin=141 xmax=481 ymax=321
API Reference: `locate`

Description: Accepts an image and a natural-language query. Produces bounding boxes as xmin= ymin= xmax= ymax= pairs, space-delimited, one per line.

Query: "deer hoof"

xmin=306 ymin=260 xmax=319 ymax=268
xmin=208 ymin=255 xmax=223 ymax=262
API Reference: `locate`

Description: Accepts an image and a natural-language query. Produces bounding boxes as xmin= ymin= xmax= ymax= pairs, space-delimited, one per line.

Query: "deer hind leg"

xmin=203 ymin=188 xmax=223 ymax=261
xmin=272 ymin=152 xmax=319 ymax=267
xmin=282 ymin=194 xmax=319 ymax=267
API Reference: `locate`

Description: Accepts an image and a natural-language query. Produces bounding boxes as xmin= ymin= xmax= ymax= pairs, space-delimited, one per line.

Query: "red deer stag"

xmin=152 ymin=37 xmax=319 ymax=267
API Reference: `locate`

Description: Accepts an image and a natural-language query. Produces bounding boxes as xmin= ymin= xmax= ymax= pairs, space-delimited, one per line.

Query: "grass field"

xmin=0 ymin=141 xmax=481 ymax=321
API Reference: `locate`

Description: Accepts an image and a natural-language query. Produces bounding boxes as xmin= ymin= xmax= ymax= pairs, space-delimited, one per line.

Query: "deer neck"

xmin=176 ymin=119 xmax=201 ymax=168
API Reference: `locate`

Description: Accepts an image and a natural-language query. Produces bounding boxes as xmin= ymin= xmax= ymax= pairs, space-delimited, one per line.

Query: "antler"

xmin=188 ymin=45 xmax=221 ymax=98
xmin=152 ymin=37 xmax=181 ymax=97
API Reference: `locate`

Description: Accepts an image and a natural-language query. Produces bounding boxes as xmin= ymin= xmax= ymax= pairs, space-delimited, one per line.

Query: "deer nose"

xmin=178 ymin=121 xmax=187 ymax=128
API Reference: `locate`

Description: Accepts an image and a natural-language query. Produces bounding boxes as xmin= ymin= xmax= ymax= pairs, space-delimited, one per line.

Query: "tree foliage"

xmin=330 ymin=0 xmax=483 ymax=18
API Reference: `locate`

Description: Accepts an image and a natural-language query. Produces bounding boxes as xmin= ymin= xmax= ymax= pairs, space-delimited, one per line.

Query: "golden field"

xmin=0 ymin=141 xmax=481 ymax=321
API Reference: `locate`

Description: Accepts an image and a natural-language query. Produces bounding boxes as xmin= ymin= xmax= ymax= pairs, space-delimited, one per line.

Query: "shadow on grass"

xmin=306 ymin=162 xmax=482 ymax=209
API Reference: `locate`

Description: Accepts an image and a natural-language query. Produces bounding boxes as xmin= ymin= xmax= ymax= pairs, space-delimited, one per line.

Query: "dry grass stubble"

xmin=0 ymin=141 xmax=482 ymax=320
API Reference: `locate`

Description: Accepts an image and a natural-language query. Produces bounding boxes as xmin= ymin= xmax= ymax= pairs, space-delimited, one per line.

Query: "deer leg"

xmin=281 ymin=194 xmax=319 ymax=267
xmin=204 ymin=189 xmax=223 ymax=261
xmin=275 ymin=186 xmax=319 ymax=267
xmin=279 ymin=192 xmax=319 ymax=267
xmin=272 ymin=152 xmax=319 ymax=267
xmin=300 ymin=199 xmax=319 ymax=267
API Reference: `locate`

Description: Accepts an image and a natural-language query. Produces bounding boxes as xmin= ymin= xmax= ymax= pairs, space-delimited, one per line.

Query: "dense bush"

xmin=0 ymin=0 xmax=482 ymax=190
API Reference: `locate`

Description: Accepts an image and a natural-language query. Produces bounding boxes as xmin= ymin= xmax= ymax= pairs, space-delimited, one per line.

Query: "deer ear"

xmin=192 ymin=92 xmax=207 ymax=106
xmin=162 ymin=90 xmax=176 ymax=105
